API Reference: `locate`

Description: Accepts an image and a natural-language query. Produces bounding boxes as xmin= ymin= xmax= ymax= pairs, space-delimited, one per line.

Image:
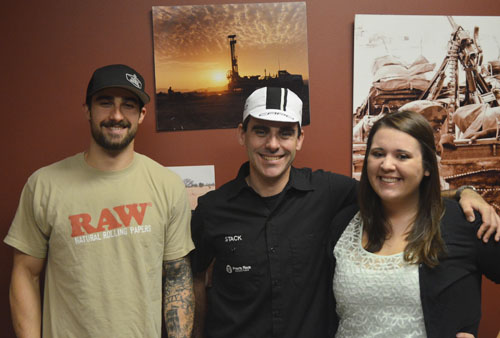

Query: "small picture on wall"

xmin=352 ymin=14 xmax=500 ymax=211
xmin=152 ymin=2 xmax=310 ymax=132
xmin=167 ymin=165 xmax=216 ymax=210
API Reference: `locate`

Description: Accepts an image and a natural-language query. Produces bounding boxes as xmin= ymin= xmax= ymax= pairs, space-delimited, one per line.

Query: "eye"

xmin=397 ymin=153 xmax=410 ymax=160
xmin=370 ymin=150 xmax=384 ymax=158
xmin=253 ymin=128 xmax=267 ymax=136
xmin=279 ymin=129 xmax=295 ymax=138
xmin=122 ymin=99 xmax=139 ymax=109
xmin=98 ymin=100 xmax=113 ymax=107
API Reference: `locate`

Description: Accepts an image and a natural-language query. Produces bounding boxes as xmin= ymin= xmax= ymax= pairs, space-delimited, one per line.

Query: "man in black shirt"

xmin=190 ymin=87 xmax=499 ymax=338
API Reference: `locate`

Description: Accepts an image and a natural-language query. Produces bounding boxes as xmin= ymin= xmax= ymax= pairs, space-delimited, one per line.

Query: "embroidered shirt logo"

xmin=126 ymin=73 xmax=142 ymax=89
xmin=226 ymin=265 xmax=252 ymax=274
xmin=225 ymin=235 xmax=242 ymax=242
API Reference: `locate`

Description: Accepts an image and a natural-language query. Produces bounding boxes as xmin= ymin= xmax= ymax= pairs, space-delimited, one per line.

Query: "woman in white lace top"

xmin=329 ymin=111 xmax=500 ymax=338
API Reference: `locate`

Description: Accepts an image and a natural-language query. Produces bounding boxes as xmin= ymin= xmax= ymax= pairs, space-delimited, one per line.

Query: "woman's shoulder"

xmin=441 ymin=198 xmax=482 ymax=235
xmin=442 ymin=197 xmax=483 ymax=224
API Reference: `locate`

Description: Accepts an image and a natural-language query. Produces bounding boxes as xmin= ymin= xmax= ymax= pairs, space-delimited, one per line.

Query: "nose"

xmin=380 ymin=156 xmax=395 ymax=171
xmin=265 ymin=134 xmax=280 ymax=152
xmin=109 ymin=104 xmax=125 ymax=121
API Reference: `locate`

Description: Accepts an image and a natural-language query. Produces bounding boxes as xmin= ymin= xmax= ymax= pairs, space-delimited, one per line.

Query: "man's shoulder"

xmin=135 ymin=152 xmax=164 ymax=169
xmin=291 ymin=166 xmax=357 ymax=186
xmin=134 ymin=153 xmax=184 ymax=183
xmin=332 ymin=204 xmax=360 ymax=226
xmin=41 ymin=152 xmax=82 ymax=169
xmin=330 ymin=204 xmax=360 ymax=245
xmin=198 ymin=176 xmax=239 ymax=201
xmin=28 ymin=153 xmax=83 ymax=181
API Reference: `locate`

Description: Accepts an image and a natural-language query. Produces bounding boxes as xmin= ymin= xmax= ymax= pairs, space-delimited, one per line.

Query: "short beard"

xmin=90 ymin=119 xmax=137 ymax=151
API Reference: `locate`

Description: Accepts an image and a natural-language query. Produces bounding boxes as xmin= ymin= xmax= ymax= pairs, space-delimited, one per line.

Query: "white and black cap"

xmin=243 ymin=87 xmax=302 ymax=126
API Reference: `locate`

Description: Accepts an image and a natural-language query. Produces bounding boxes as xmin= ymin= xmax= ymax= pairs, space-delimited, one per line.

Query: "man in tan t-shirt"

xmin=5 ymin=64 xmax=194 ymax=338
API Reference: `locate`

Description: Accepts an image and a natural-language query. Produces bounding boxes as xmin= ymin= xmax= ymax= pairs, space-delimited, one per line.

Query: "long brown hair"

xmin=358 ymin=110 xmax=445 ymax=267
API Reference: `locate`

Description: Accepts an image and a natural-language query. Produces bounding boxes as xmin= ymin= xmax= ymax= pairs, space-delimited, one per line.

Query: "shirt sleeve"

xmin=443 ymin=199 xmax=500 ymax=284
xmin=4 ymin=178 xmax=49 ymax=259
xmin=475 ymin=220 xmax=500 ymax=283
xmin=190 ymin=202 xmax=214 ymax=273
xmin=163 ymin=181 xmax=195 ymax=261
xmin=328 ymin=172 xmax=359 ymax=210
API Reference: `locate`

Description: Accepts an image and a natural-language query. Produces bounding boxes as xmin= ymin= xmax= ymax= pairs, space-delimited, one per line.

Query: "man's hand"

xmin=458 ymin=188 xmax=500 ymax=242
xmin=456 ymin=333 xmax=474 ymax=338
xmin=163 ymin=256 xmax=194 ymax=338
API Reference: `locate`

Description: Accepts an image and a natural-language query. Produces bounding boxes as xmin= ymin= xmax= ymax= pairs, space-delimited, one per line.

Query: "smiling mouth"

xmin=105 ymin=126 xmax=128 ymax=135
xmin=379 ymin=176 xmax=401 ymax=183
xmin=260 ymin=154 xmax=284 ymax=161
xmin=102 ymin=121 xmax=130 ymax=129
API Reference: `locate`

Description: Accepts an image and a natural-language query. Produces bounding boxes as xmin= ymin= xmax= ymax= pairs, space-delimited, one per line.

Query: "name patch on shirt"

xmin=225 ymin=235 xmax=243 ymax=242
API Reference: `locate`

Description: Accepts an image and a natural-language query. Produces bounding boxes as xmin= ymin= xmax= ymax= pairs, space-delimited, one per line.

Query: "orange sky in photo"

xmin=152 ymin=2 xmax=309 ymax=92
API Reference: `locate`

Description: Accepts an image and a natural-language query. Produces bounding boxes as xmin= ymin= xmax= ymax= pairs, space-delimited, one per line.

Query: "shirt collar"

xmin=226 ymin=162 xmax=314 ymax=200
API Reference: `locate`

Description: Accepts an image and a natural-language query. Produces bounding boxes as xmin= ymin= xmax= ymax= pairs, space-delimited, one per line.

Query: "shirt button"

xmin=273 ymin=310 xmax=281 ymax=318
xmin=272 ymin=279 xmax=279 ymax=287
xmin=270 ymin=247 xmax=276 ymax=253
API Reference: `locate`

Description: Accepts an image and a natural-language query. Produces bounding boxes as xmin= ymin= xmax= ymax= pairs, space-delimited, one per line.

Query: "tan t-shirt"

xmin=5 ymin=153 xmax=194 ymax=338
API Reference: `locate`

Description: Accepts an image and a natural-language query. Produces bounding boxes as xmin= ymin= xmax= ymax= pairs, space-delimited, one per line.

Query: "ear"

xmin=424 ymin=169 xmax=430 ymax=177
xmin=237 ymin=123 xmax=246 ymax=146
xmin=296 ymin=128 xmax=305 ymax=151
xmin=83 ymin=103 xmax=91 ymax=120
xmin=138 ymin=107 xmax=147 ymax=124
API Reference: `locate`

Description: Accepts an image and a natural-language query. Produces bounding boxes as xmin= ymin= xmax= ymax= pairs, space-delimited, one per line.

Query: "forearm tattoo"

xmin=163 ymin=257 xmax=194 ymax=338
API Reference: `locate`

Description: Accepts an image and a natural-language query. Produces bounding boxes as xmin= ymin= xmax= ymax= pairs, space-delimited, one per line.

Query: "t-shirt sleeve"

xmin=4 ymin=178 xmax=49 ymax=259
xmin=163 ymin=182 xmax=195 ymax=261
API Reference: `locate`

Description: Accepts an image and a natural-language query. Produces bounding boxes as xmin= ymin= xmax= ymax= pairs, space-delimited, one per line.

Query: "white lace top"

xmin=333 ymin=212 xmax=426 ymax=338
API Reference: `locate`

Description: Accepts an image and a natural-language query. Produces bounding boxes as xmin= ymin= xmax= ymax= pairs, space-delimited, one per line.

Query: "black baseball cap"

xmin=86 ymin=64 xmax=150 ymax=105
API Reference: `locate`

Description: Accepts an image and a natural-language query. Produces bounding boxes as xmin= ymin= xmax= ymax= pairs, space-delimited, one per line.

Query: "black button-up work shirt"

xmin=191 ymin=163 xmax=357 ymax=338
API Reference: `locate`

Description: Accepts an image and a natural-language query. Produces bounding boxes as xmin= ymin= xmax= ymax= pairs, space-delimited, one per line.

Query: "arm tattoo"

xmin=166 ymin=306 xmax=180 ymax=334
xmin=163 ymin=257 xmax=194 ymax=338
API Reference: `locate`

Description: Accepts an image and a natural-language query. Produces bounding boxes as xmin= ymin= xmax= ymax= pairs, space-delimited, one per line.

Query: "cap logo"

xmin=258 ymin=111 xmax=294 ymax=121
xmin=126 ymin=73 xmax=142 ymax=89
